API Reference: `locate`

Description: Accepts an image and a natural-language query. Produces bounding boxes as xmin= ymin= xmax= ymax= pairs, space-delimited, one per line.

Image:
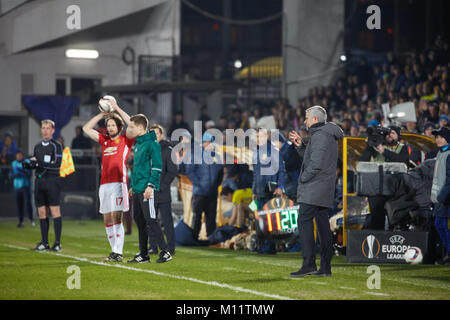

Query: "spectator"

xmin=205 ymin=120 xmax=215 ymax=130
xmin=175 ymin=129 xmax=192 ymax=176
xmin=423 ymin=122 xmax=436 ymax=138
xmin=350 ymin=124 xmax=360 ymax=137
xmin=341 ymin=119 xmax=352 ymax=136
xmin=9 ymin=151 xmax=34 ymax=228
xmin=186 ymin=132 xmax=224 ymax=240
xmin=169 ymin=111 xmax=190 ymax=136
xmin=225 ymin=166 xmax=253 ymax=227
xmin=199 ymin=106 xmax=211 ymax=132
xmin=228 ymin=186 xmax=253 ymax=227
xmin=251 ymin=127 xmax=287 ymax=254
xmin=278 ymin=133 xmax=302 ymax=201
xmin=71 ymin=126 xmax=92 ymax=150
xmin=217 ymin=116 xmax=228 ymax=132
xmin=405 ymin=122 xmax=419 ymax=134
xmin=428 ymin=103 xmax=440 ymax=124
xmin=0 ymin=132 xmax=18 ymax=164
xmin=251 ymin=128 xmax=286 ymax=209
xmin=439 ymin=115 xmax=449 ymax=128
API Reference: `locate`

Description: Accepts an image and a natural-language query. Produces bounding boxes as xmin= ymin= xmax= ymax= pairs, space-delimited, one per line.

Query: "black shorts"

xmin=34 ymin=176 xmax=62 ymax=207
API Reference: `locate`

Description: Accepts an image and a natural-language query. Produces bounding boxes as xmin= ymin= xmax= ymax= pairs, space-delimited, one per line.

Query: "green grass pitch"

xmin=0 ymin=219 xmax=449 ymax=300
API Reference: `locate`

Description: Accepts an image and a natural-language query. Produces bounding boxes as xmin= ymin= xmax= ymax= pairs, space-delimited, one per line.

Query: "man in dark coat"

xmin=289 ymin=106 xmax=343 ymax=277
xmin=149 ymin=124 xmax=178 ymax=255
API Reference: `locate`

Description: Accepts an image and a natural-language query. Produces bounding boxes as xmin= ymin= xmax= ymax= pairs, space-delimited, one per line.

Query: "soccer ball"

xmin=98 ymin=95 xmax=116 ymax=113
xmin=403 ymin=247 xmax=423 ymax=264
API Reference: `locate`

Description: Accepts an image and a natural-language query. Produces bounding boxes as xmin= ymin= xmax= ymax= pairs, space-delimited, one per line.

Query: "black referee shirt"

xmin=33 ymin=139 xmax=63 ymax=177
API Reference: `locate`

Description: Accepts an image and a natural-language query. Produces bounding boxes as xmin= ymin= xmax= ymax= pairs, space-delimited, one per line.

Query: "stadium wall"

xmin=283 ymin=0 xmax=344 ymax=106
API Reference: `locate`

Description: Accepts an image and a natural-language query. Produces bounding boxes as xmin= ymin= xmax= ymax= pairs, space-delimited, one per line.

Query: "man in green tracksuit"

xmin=126 ymin=114 xmax=172 ymax=263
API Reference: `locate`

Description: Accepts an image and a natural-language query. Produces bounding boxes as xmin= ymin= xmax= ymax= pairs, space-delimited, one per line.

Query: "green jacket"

xmin=131 ymin=131 xmax=162 ymax=193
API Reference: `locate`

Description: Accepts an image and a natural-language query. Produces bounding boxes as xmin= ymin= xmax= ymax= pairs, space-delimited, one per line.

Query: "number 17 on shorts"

xmin=99 ymin=182 xmax=129 ymax=214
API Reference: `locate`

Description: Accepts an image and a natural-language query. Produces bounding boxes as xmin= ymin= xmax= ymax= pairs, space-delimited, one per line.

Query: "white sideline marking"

xmin=308 ymin=281 xmax=327 ymax=286
xmin=1 ymin=243 xmax=294 ymax=300
xmin=365 ymin=291 xmax=389 ymax=297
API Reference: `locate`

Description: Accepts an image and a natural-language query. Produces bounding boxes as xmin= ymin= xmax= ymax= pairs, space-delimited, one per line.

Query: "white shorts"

xmin=99 ymin=182 xmax=129 ymax=214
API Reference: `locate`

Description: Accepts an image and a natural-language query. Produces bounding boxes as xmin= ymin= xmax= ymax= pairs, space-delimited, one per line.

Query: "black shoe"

xmin=312 ymin=269 xmax=332 ymax=277
xmin=111 ymin=253 xmax=123 ymax=262
xmin=156 ymin=250 xmax=172 ymax=263
xmin=290 ymin=267 xmax=317 ymax=278
xmin=104 ymin=252 xmax=123 ymax=262
xmin=169 ymin=249 xmax=175 ymax=256
xmin=127 ymin=253 xmax=150 ymax=263
xmin=50 ymin=243 xmax=62 ymax=252
xmin=104 ymin=252 xmax=115 ymax=262
xmin=148 ymin=248 xmax=159 ymax=255
xmin=34 ymin=242 xmax=50 ymax=251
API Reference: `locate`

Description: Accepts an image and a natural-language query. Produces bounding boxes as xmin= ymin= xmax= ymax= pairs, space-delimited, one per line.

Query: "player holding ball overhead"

xmin=82 ymin=96 xmax=135 ymax=262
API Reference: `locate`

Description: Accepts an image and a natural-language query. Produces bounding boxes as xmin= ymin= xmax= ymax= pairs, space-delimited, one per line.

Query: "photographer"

xmin=29 ymin=120 xmax=64 ymax=251
xmin=360 ymin=125 xmax=409 ymax=230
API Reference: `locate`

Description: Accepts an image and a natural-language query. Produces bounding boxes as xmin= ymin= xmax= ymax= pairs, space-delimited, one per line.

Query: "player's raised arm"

xmin=82 ymin=113 xmax=106 ymax=143
xmin=110 ymin=99 xmax=131 ymax=127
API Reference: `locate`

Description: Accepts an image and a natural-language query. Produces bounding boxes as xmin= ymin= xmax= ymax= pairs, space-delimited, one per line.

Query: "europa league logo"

xmin=362 ymin=235 xmax=380 ymax=259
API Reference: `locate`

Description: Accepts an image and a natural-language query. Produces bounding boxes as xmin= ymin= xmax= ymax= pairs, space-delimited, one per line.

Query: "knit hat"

xmin=423 ymin=122 xmax=435 ymax=131
xmin=432 ymin=126 xmax=450 ymax=143
xmin=389 ymin=125 xmax=402 ymax=138
xmin=439 ymin=115 xmax=449 ymax=125
xmin=368 ymin=119 xmax=380 ymax=127
xmin=202 ymin=132 xmax=214 ymax=142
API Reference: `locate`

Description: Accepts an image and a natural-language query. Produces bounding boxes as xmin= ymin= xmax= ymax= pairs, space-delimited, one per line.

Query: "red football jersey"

xmin=99 ymin=133 xmax=135 ymax=185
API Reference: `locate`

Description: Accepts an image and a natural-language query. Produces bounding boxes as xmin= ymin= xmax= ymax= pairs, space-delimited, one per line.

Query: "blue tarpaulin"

xmin=23 ymin=95 xmax=80 ymax=138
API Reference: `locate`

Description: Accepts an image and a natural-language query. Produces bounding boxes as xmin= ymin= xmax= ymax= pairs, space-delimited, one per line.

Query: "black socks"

xmin=40 ymin=218 xmax=49 ymax=244
xmin=53 ymin=217 xmax=62 ymax=244
xmin=39 ymin=217 xmax=62 ymax=244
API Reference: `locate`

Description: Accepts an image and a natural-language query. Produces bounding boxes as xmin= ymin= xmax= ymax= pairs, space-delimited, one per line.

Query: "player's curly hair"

xmin=104 ymin=113 xmax=124 ymax=134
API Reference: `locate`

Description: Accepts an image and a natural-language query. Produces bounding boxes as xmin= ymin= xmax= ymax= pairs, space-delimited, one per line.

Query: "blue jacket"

xmin=186 ymin=148 xmax=224 ymax=196
xmin=252 ymin=142 xmax=287 ymax=197
xmin=10 ymin=160 xmax=31 ymax=190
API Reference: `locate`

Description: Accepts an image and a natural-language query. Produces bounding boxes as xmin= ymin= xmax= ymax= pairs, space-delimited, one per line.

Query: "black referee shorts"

xmin=34 ymin=176 xmax=62 ymax=207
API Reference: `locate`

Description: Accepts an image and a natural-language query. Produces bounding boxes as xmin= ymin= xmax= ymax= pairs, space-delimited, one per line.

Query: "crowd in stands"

xmin=169 ymin=36 xmax=449 ymax=144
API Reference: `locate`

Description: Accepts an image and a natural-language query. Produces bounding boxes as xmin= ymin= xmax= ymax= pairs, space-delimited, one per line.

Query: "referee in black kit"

xmin=30 ymin=120 xmax=64 ymax=252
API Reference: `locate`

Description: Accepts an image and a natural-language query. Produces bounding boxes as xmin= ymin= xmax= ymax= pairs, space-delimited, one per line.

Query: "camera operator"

xmin=28 ymin=120 xmax=64 ymax=251
xmin=360 ymin=125 xmax=409 ymax=230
